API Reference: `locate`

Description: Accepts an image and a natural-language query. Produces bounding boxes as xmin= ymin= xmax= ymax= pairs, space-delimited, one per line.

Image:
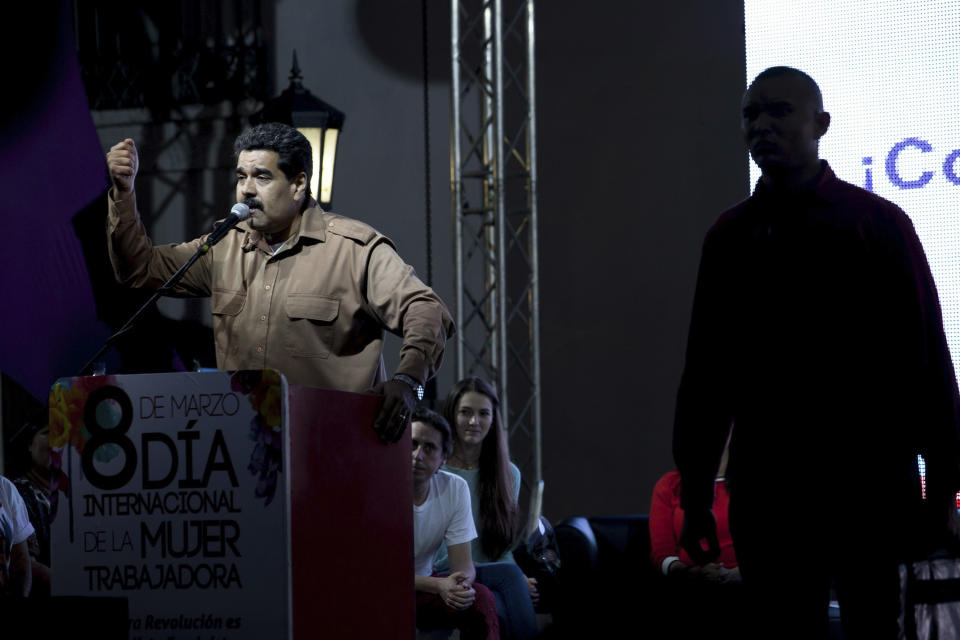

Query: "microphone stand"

xmin=77 ymin=240 xmax=217 ymax=377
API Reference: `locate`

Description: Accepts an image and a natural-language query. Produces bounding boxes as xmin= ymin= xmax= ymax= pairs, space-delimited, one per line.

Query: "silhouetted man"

xmin=673 ymin=66 xmax=960 ymax=638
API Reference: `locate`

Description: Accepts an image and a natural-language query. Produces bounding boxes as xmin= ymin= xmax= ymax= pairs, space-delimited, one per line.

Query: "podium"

xmin=50 ymin=370 xmax=413 ymax=639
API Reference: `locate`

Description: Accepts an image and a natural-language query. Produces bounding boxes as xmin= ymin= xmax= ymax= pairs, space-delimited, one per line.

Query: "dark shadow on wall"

xmin=2 ymin=6 xmax=59 ymax=138
xmin=72 ymin=190 xmax=217 ymax=376
xmin=73 ymin=2 xmax=272 ymax=114
xmin=355 ymin=0 xmax=451 ymax=82
xmin=1 ymin=374 xmax=44 ymax=476
xmin=534 ymin=2 xmax=748 ymax=520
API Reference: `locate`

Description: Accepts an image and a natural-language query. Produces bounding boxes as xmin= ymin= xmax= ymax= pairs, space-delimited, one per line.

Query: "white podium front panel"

xmin=50 ymin=370 xmax=289 ymax=640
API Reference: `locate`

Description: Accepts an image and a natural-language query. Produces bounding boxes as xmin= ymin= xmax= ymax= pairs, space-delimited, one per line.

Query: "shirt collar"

xmin=297 ymin=199 xmax=328 ymax=242
xmin=240 ymin=198 xmax=327 ymax=253
xmin=752 ymin=160 xmax=843 ymax=207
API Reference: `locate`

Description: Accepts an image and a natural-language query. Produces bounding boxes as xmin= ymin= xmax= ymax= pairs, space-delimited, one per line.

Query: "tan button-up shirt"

xmin=107 ymin=192 xmax=454 ymax=392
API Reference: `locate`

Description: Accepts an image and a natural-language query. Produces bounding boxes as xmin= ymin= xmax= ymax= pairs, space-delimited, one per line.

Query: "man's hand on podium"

xmin=370 ymin=378 xmax=416 ymax=444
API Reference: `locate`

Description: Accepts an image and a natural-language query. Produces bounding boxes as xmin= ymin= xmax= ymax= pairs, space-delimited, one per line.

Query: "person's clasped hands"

xmin=438 ymin=571 xmax=476 ymax=611
xmin=668 ymin=559 xmax=741 ymax=584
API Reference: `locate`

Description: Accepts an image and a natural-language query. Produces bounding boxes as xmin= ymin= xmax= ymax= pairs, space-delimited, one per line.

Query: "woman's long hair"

xmin=443 ymin=377 xmax=519 ymax=560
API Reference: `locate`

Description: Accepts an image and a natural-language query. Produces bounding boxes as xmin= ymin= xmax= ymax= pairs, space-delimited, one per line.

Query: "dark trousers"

xmin=416 ymin=578 xmax=500 ymax=640
xmin=653 ymin=577 xmax=748 ymax=640
xmin=476 ymin=562 xmax=538 ymax=640
xmin=729 ymin=493 xmax=902 ymax=640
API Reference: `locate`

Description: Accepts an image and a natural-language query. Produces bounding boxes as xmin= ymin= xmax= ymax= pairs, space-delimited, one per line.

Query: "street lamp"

xmin=253 ymin=51 xmax=345 ymax=207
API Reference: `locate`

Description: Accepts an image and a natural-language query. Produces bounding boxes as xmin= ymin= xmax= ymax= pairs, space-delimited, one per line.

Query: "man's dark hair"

xmin=750 ymin=66 xmax=824 ymax=111
xmin=412 ymin=406 xmax=453 ymax=456
xmin=233 ymin=123 xmax=313 ymax=197
xmin=6 ymin=409 xmax=45 ymax=476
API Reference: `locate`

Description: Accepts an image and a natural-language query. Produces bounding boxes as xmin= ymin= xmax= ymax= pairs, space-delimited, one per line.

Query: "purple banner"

xmin=0 ymin=3 xmax=110 ymax=401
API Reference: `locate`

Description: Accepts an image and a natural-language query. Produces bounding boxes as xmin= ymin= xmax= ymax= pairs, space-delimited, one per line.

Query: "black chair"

xmin=551 ymin=514 xmax=658 ymax=637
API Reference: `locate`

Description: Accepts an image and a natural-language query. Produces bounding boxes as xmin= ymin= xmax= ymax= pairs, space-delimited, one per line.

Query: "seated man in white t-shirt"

xmin=0 ymin=475 xmax=34 ymax=597
xmin=412 ymin=407 xmax=499 ymax=639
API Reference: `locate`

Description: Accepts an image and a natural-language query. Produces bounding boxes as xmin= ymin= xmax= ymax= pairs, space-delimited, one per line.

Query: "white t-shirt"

xmin=0 ymin=475 xmax=34 ymax=575
xmin=413 ymin=470 xmax=477 ymax=576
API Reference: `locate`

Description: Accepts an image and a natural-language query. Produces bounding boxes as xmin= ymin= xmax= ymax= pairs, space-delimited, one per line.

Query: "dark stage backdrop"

xmin=1 ymin=3 xmax=109 ymax=405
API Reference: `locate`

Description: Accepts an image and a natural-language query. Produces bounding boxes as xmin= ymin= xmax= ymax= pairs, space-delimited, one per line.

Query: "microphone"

xmin=202 ymin=203 xmax=251 ymax=250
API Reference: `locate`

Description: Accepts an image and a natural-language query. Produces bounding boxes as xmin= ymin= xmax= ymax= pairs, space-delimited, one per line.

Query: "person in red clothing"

xmin=649 ymin=443 xmax=738 ymax=583
xmin=649 ymin=442 xmax=746 ymax=640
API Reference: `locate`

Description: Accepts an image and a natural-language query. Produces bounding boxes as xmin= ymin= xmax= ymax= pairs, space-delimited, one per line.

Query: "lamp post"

xmin=253 ymin=51 xmax=345 ymax=207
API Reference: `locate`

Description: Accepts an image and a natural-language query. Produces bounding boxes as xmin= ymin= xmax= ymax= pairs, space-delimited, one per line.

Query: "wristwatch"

xmin=392 ymin=373 xmax=425 ymax=401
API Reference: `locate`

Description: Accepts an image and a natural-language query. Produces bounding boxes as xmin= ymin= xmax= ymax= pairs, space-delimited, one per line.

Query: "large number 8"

xmin=81 ymin=385 xmax=137 ymax=490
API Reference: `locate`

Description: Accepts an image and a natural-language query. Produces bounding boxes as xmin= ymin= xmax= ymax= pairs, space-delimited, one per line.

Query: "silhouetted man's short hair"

xmin=412 ymin=406 xmax=453 ymax=456
xmin=234 ymin=123 xmax=313 ymax=196
xmin=750 ymin=66 xmax=824 ymax=111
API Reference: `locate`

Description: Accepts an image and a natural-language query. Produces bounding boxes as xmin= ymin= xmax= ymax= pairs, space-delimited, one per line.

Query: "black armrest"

xmin=555 ymin=516 xmax=599 ymax=573
xmin=551 ymin=514 xmax=656 ymax=633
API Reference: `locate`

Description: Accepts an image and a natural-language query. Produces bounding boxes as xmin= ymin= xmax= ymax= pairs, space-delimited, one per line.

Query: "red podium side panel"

xmin=288 ymin=387 xmax=414 ymax=639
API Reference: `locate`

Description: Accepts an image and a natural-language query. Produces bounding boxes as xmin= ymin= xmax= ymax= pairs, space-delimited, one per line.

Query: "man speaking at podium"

xmin=105 ymin=123 xmax=454 ymax=444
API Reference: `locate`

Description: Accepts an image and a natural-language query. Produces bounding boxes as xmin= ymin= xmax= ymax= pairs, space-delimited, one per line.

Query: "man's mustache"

xmin=243 ymin=197 xmax=263 ymax=210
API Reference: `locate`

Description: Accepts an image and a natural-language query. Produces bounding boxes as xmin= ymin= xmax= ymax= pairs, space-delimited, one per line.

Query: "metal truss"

xmin=451 ymin=0 xmax=542 ymax=528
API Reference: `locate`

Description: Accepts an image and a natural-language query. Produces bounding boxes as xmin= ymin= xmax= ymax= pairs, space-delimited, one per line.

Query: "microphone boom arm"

xmin=76 ymin=242 xmax=213 ymax=377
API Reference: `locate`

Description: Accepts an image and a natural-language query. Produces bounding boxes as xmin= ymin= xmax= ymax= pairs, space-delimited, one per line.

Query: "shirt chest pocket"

xmin=211 ymin=288 xmax=247 ymax=316
xmin=284 ymin=294 xmax=340 ymax=358
xmin=210 ymin=288 xmax=247 ymax=359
